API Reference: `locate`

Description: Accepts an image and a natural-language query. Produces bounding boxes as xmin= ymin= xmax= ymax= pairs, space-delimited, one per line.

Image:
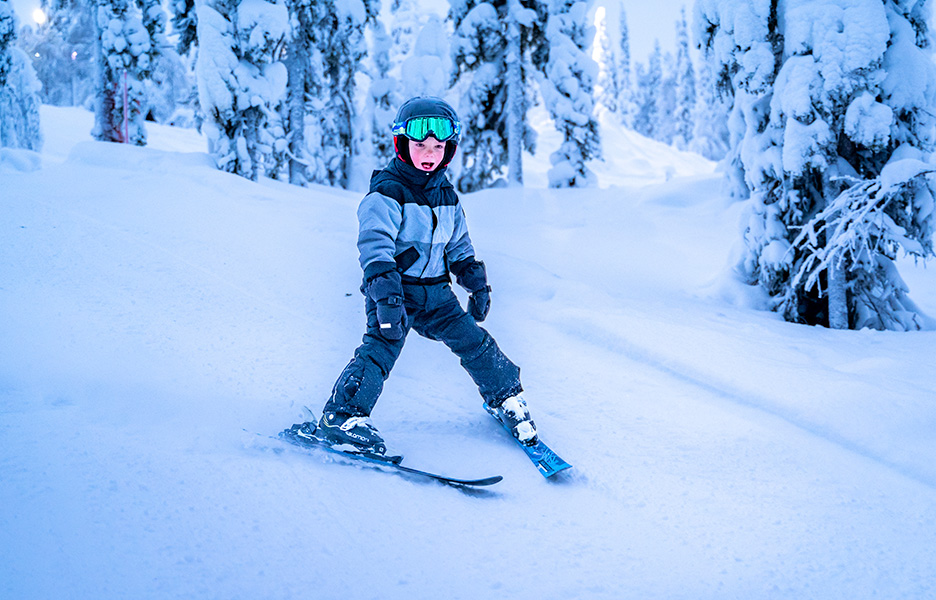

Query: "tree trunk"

xmin=92 ymin=4 xmax=117 ymax=143
xmin=827 ymin=260 xmax=848 ymax=329
xmin=823 ymin=170 xmax=848 ymax=329
xmin=505 ymin=2 xmax=523 ymax=187
xmin=285 ymin=46 xmax=308 ymax=186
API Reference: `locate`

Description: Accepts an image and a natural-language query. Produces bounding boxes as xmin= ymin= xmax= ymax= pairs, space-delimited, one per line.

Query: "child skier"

xmin=294 ymin=96 xmax=536 ymax=455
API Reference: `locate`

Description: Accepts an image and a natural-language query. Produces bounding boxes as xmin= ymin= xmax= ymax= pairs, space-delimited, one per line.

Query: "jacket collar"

xmin=381 ymin=158 xmax=451 ymax=190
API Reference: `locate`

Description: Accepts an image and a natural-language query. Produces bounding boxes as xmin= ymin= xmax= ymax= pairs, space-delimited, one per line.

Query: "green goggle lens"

xmin=391 ymin=116 xmax=460 ymax=142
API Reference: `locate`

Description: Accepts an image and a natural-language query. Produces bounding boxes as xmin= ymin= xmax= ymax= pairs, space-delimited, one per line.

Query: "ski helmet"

xmin=391 ymin=97 xmax=461 ymax=169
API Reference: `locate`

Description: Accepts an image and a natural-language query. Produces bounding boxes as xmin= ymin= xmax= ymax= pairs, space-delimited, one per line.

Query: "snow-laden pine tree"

xmin=697 ymin=0 xmax=936 ymax=330
xmin=688 ymin=56 xmax=729 ymax=161
xmin=655 ymin=50 xmax=678 ymax=144
xmin=171 ymin=0 xmax=197 ymax=55
xmin=92 ymin=0 xmax=151 ymax=145
xmin=595 ymin=8 xmax=620 ymax=113
xmin=138 ymin=0 xmax=163 ymax=71
xmin=1 ymin=0 xmax=43 ymax=151
xmin=196 ymin=0 xmax=289 ymax=181
xmin=137 ymin=0 xmax=188 ymax=124
xmin=616 ymin=6 xmax=634 ymax=127
xmin=161 ymin=0 xmax=200 ymax=127
xmin=631 ymin=41 xmax=661 ymax=140
xmin=389 ymin=0 xmax=420 ymax=63
xmin=18 ymin=0 xmax=96 ymax=107
xmin=671 ymin=7 xmax=696 ymax=149
xmin=450 ymin=0 xmax=547 ymax=191
xmin=400 ymin=15 xmax=450 ymax=99
xmin=318 ymin=0 xmax=374 ymax=189
xmin=367 ymin=17 xmax=398 ymax=169
xmin=0 ymin=0 xmax=16 ymax=90
xmin=284 ymin=0 xmax=376 ymax=189
xmin=145 ymin=38 xmax=193 ymax=125
xmin=540 ymin=0 xmax=600 ymax=188
xmin=283 ymin=0 xmax=322 ymax=185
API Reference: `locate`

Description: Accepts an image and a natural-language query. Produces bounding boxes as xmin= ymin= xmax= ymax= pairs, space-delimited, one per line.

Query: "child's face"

xmin=409 ymin=135 xmax=446 ymax=172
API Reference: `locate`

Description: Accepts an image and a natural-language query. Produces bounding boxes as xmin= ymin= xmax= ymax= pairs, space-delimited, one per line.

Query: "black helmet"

xmin=391 ymin=96 xmax=460 ymax=169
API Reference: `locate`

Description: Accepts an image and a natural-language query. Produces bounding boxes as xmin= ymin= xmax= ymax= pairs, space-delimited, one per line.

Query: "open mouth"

xmin=421 ymin=162 xmax=435 ymax=170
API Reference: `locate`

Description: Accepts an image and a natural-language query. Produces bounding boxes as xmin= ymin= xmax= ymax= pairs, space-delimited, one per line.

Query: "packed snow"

xmin=2 ymin=106 xmax=936 ymax=599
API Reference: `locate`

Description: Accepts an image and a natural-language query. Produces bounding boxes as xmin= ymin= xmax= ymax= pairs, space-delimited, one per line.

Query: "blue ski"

xmin=483 ymin=405 xmax=572 ymax=478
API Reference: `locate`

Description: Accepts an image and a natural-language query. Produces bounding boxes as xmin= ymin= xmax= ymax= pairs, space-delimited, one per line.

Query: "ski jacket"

xmin=357 ymin=158 xmax=475 ymax=285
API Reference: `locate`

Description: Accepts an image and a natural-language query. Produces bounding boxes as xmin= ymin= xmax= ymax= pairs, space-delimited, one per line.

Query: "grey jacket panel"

xmin=357 ymin=191 xmax=475 ymax=281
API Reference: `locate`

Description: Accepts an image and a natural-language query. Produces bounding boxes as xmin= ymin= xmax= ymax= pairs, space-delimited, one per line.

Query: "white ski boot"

xmin=489 ymin=394 xmax=538 ymax=446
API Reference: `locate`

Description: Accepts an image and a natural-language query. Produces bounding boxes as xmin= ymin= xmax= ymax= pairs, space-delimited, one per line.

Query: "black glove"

xmin=468 ymin=286 xmax=492 ymax=322
xmin=451 ymin=258 xmax=491 ymax=322
xmin=366 ymin=270 xmax=407 ymax=340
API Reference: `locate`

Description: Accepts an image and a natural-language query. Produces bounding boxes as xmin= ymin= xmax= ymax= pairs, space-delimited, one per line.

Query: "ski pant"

xmin=323 ymin=282 xmax=522 ymax=418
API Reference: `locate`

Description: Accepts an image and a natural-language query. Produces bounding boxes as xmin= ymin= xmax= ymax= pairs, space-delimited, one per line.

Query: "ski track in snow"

xmin=550 ymin=314 xmax=936 ymax=491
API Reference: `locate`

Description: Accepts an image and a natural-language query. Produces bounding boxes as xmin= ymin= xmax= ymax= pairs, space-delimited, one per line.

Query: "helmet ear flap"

xmin=441 ymin=140 xmax=457 ymax=168
xmin=394 ymin=135 xmax=412 ymax=166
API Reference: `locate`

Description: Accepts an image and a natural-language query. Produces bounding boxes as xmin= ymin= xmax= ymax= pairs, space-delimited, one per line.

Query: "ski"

xmin=484 ymin=405 xmax=572 ymax=478
xmin=274 ymin=424 xmax=503 ymax=488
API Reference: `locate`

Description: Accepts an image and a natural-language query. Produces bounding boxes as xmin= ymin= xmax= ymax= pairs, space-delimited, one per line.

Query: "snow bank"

xmin=0 ymin=147 xmax=41 ymax=172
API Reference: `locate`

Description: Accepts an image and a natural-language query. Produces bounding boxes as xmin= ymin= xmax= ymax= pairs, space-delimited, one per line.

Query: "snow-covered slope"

xmin=2 ymin=107 xmax=936 ymax=599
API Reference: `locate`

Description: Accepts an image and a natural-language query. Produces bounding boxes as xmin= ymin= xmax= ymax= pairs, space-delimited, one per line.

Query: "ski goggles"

xmin=391 ymin=116 xmax=461 ymax=142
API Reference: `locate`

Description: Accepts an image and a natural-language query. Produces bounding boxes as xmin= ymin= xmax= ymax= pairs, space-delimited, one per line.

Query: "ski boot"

xmin=317 ymin=411 xmax=388 ymax=455
xmin=488 ymin=393 xmax=538 ymax=446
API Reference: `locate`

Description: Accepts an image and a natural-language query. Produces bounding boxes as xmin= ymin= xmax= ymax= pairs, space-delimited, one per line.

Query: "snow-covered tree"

xmin=671 ymin=7 xmax=696 ymax=149
xmin=21 ymin=0 xmax=96 ymax=107
xmin=0 ymin=0 xmax=16 ymax=89
xmin=631 ymin=41 xmax=661 ymax=140
xmin=697 ymin=0 xmax=936 ymax=330
xmin=137 ymin=0 xmax=163 ymax=70
xmin=594 ymin=5 xmax=634 ymax=123
xmin=282 ymin=0 xmax=375 ymax=188
xmin=367 ymin=17 xmax=398 ymax=168
xmin=389 ymin=0 xmax=420 ymax=63
xmin=197 ymin=0 xmax=289 ymax=181
xmin=145 ymin=39 xmax=195 ymax=125
xmin=616 ymin=6 xmax=634 ymax=126
xmin=655 ymin=49 xmax=678 ymax=144
xmin=317 ymin=0 xmax=374 ymax=189
xmin=595 ymin=8 xmax=620 ymax=113
xmin=689 ymin=55 xmax=730 ymax=161
xmin=399 ymin=15 xmax=450 ymax=99
xmin=540 ymin=0 xmax=600 ymax=188
xmin=92 ymin=0 xmax=151 ymax=145
xmin=450 ymin=0 xmax=546 ymax=191
xmin=171 ymin=0 xmax=197 ymax=55
xmin=283 ymin=0 xmax=321 ymax=185
xmin=168 ymin=0 xmax=200 ymax=127
xmin=136 ymin=0 xmax=189 ymax=125
xmin=1 ymin=0 xmax=43 ymax=151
